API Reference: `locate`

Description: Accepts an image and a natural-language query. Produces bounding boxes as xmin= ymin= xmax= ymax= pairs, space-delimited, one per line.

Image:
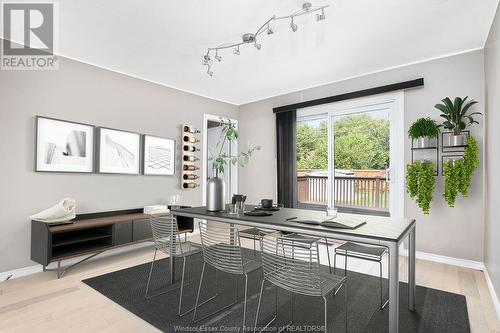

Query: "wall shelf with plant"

xmin=442 ymin=136 xmax=480 ymax=207
xmin=409 ymin=117 xmax=440 ymax=176
xmin=434 ymin=96 xmax=480 ymax=150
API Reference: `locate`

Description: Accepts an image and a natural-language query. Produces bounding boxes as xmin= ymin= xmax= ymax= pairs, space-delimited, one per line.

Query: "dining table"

xmin=170 ymin=205 xmax=416 ymax=333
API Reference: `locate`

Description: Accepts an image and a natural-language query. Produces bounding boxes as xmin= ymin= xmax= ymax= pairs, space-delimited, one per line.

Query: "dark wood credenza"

xmin=31 ymin=208 xmax=194 ymax=278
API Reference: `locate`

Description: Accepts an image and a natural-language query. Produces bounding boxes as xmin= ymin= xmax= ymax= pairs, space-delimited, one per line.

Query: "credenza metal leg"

xmin=44 ymin=252 xmax=101 ymax=279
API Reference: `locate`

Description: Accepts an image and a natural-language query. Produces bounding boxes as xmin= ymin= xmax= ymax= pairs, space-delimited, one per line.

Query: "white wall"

xmin=484 ymin=4 xmax=500 ymax=308
xmin=238 ymin=50 xmax=485 ymax=262
xmin=0 ymin=54 xmax=238 ymax=273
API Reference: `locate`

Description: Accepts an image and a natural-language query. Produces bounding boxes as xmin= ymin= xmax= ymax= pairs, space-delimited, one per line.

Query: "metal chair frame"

xmin=193 ymin=220 xmax=261 ymax=331
xmin=144 ymin=215 xmax=201 ymax=317
xmin=254 ymin=232 xmax=348 ymax=333
xmin=333 ymin=242 xmax=389 ymax=309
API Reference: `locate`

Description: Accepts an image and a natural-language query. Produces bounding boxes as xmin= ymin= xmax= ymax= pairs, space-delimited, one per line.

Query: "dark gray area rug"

xmin=83 ymin=249 xmax=470 ymax=333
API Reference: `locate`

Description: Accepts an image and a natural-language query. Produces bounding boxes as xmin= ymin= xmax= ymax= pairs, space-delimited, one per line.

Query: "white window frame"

xmin=298 ymin=91 xmax=405 ymax=219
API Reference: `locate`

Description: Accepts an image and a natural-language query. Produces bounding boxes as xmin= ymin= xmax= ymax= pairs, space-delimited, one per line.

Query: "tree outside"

xmin=297 ymin=115 xmax=390 ymax=171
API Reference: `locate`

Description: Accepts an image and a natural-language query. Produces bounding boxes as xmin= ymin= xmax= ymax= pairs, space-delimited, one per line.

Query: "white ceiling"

xmin=3 ymin=0 xmax=499 ymax=105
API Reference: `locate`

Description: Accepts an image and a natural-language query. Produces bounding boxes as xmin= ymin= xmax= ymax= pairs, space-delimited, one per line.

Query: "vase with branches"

xmin=206 ymin=118 xmax=260 ymax=211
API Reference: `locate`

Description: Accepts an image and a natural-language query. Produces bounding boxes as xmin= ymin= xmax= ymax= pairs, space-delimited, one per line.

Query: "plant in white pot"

xmin=207 ymin=118 xmax=260 ymax=212
xmin=408 ymin=117 xmax=440 ymax=148
xmin=434 ymin=96 xmax=481 ymax=147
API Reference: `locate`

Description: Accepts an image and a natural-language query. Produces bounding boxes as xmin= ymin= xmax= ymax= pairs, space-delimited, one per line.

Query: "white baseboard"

xmin=0 ymin=264 xmax=43 ymax=281
xmin=0 ymin=241 xmax=155 ymax=282
xmin=483 ymin=266 xmax=500 ymax=320
xmin=414 ymin=251 xmax=485 ymax=271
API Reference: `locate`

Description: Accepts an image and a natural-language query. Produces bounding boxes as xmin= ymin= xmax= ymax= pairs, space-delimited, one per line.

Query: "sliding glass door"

xmin=297 ymin=93 xmax=404 ymax=218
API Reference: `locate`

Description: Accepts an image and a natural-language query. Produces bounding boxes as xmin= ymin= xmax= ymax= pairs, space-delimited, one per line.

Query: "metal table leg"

xmin=388 ymin=241 xmax=399 ymax=333
xmin=408 ymin=226 xmax=416 ymax=311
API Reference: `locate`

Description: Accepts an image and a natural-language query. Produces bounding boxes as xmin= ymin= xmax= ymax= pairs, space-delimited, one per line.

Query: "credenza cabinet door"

xmin=113 ymin=221 xmax=133 ymax=245
xmin=133 ymin=219 xmax=153 ymax=241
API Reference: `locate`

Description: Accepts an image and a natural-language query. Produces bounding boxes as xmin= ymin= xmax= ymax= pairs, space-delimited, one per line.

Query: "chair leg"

xmin=254 ymin=279 xmax=276 ymax=333
xmin=345 ymin=279 xmax=348 ymax=333
xmin=379 ymin=260 xmax=389 ymax=310
xmin=334 ymin=254 xmax=346 ymax=296
xmin=253 ymin=237 xmax=256 ymax=256
xmin=333 ymin=253 xmax=337 ymax=273
xmin=325 ymin=238 xmax=332 ymax=274
xmin=323 ymin=295 xmax=328 ymax=333
xmin=192 ymin=262 xmax=206 ymax=323
xmin=178 ymin=257 xmax=195 ymax=316
xmin=243 ymin=274 xmax=249 ymax=331
xmin=192 ymin=265 xmax=238 ymax=323
xmin=144 ymin=249 xmax=158 ymax=299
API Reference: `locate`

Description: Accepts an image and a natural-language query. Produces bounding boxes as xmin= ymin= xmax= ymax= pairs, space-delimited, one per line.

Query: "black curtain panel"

xmin=276 ymin=110 xmax=297 ymax=208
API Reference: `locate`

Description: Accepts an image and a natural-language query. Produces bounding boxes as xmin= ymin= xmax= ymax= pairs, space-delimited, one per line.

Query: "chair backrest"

xmin=149 ymin=215 xmax=184 ymax=257
xmin=260 ymin=232 xmax=323 ymax=296
xmin=198 ymin=220 xmax=245 ymax=275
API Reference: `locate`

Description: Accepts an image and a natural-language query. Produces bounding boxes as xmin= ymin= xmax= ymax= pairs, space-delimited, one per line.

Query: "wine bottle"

xmin=183 ymin=174 xmax=199 ymax=180
xmin=183 ymin=136 xmax=199 ymax=143
xmin=183 ymin=145 xmax=200 ymax=152
xmin=183 ymin=155 xmax=199 ymax=162
xmin=183 ymin=164 xmax=200 ymax=171
xmin=183 ymin=125 xmax=200 ymax=134
xmin=183 ymin=182 xmax=199 ymax=189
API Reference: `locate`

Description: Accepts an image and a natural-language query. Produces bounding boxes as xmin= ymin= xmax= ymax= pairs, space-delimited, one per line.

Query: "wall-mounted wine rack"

xmin=181 ymin=125 xmax=200 ymax=189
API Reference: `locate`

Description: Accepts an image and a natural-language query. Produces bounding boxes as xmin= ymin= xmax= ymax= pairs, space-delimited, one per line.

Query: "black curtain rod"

xmin=272 ymin=78 xmax=424 ymax=113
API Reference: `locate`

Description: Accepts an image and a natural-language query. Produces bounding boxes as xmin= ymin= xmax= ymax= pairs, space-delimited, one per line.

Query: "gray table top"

xmin=171 ymin=206 xmax=415 ymax=243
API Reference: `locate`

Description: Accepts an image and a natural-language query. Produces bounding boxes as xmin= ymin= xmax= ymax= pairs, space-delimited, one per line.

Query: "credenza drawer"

xmin=133 ymin=219 xmax=152 ymax=241
xmin=113 ymin=221 xmax=133 ymax=245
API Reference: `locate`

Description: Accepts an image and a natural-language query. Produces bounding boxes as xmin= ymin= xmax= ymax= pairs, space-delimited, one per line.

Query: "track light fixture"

xmin=202 ymin=2 xmax=329 ymax=76
xmin=215 ymin=50 xmax=222 ymax=62
xmin=316 ymin=8 xmax=325 ymax=21
xmin=290 ymin=18 xmax=298 ymax=32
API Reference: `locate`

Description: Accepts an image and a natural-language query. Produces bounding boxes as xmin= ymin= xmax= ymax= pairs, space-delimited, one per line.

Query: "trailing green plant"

xmin=406 ymin=161 xmax=435 ymax=214
xmin=459 ymin=136 xmax=479 ymax=196
xmin=442 ymin=136 xmax=480 ymax=206
xmin=209 ymin=118 xmax=260 ymax=175
xmin=443 ymin=159 xmax=461 ymax=207
xmin=408 ymin=117 xmax=440 ymax=139
xmin=434 ymin=96 xmax=481 ymax=135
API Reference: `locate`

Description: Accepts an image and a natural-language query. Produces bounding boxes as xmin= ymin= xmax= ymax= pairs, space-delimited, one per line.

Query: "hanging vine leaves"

xmin=406 ymin=161 xmax=435 ymax=214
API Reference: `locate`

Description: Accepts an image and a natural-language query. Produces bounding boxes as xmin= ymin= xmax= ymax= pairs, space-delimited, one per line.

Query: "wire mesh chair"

xmin=254 ymin=232 xmax=348 ymax=333
xmin=193 ymin=220 xmax=261 ymax=330
xmin=145 ymin=215 xmax=202 ymax=316
xmin=333 ymin=242 xmax=388 ymax=309
xmin=239 ymin=227 xmax=272 ymax=256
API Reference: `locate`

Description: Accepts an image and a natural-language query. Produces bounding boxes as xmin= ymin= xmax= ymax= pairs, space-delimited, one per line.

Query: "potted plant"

xmin=408 ymin=117 xmax=440 ymax=148
xmin=442 ymin=136 xmax=480 ymax=207
xmin=207 ymin=118 xmax=260 ymax=211
xmin=406 ymin=160 xmax=435 ymax=214
xmin=434 ymin=96 xmax=481 ymax=147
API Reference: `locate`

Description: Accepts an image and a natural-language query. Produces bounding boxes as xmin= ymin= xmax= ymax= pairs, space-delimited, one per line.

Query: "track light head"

xmin=233 ymin=46 xmax=240 ymax=55
xmin=254 ymin=42 xmax=261 ymax=50
xmin=215 ymin=54 xmax=222 ymax=62
xmin=202 ymin=54 xmax=212 ymax=66
xmin=267 ymin=23 xmax=274 ymax=35
xmin=290 ymin=19 xmax=298 ymax=32
xmin=316 ymin=8 xmax=325 ymax=21
xmin=207 ymin=68 xmax=213 ymax=76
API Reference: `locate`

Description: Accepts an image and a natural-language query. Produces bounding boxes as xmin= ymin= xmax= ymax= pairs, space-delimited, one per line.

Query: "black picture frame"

xmin=96 ymin=127 xmax=141 ymax=175
xmin=142 ymin=134 xmax=176 ymax=176
xmin=35 ymin=116 xmax=95 ymax=173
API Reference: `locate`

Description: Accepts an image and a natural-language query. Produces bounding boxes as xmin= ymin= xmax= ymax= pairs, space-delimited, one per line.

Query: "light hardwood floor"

xmin=1 ymin=235 xmax=499 ymax=333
